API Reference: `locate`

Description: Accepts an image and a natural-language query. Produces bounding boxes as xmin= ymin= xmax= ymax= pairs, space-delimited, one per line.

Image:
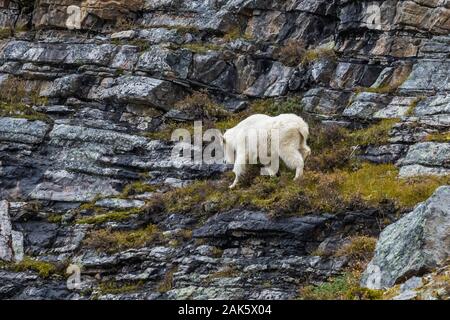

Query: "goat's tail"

xmin=297 ymin=121 xmax=311 ymax=158
xmin=298 ymin=123 xmax=309 ymax=143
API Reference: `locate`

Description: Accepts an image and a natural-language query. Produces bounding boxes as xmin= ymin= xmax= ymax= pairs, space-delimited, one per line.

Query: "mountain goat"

xmin=223 ymin=114 xmax=311 ymax=189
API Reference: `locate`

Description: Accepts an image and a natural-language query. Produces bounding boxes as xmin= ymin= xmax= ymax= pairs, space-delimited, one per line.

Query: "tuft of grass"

xmin=144 ymin=91 xmax=232 ymax=140
xmin=355 ymin=86 xmax=396 ymax=94
xmin=274 ymin=39 xmax=306 ymax=67
xmin=176 ymin=229 xmax=193 ymax=241
xmin=157 ymin=267 xmax=177 ymax=293
xmin=298 ymin=271 xmax=383 ymax=300
xmin=0 ymin=102 xmax=53 ymax=123
xmin=339 ymin=163 xmax=449 ymax=208
xmin=181 ymin=43 xmax=222 ymax=53
xmin=302 ymin=47 xmax=337 ymax=65
xmin=47 ymin=214 xmax=63 ymax=224
xmin=0 ymin=257 xmax=58 ymax=279
xmin=143 ymin=121 xmax=189 ymax=141
xmin=83 ymin=224 xmax=162 ymax=253
xmin=120 ymin=181 xmax=157 ymax=198
xmin=0 ymin=76 xmax=46 ymax=106
xmin=306 ymin=122 xmax=353 ymax=172
xmin=211 ymin=247 xmax=224 ymax=258
xmin=222 ymin=26 xmax=242 ymax=42
xmin=75 ymin=207 xmax=145 ymax=225
xmin=0 ymin=76 xmax=27 ymax=103
xmin=349 ymin=119 xmax=398 ymax=146
xmin=335 ymin=236 xmax=377 ymax=261
xmin=0 ymin=77 xmax=51 ymax=122
xmin=249 ymin=98 xmax=303 ymax=116
xmin=174 ymin=90 xmax=230 ymax=121
xmin=76 ymin=196 xmax=164 ymax=225
xmin=0 ymin=28 xmax=12 ymax=39
xmin=405 ymin=96 xmax=425 ymax=116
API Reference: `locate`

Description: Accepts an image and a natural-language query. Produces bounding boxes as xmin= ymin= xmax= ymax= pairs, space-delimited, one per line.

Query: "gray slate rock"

xmin=88 ymin=76 xmax=184 ymax=110
xmin=0 ymin=118 xmax=49 ymax=144
xmin=398 ymin=142 xmax=450 ymax=177
xmin=361 ymin=186 xmax=450 ymax=289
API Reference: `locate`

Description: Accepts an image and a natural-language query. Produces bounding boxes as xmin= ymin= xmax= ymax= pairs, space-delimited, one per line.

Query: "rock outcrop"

xmin=361 ymin=186 xmax=450 ymax=290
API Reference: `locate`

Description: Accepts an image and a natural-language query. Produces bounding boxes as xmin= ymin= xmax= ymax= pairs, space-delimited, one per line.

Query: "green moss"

xmin=129 ymin=39 xmax=150 ymax=51
xmin=222 ymin=26 xmax=253 ymax=42
xmin=78 ymin=194 xmax=104 ymax=212
xmin=355 ymin=86 xmax=396 ymax=94
xmin=0 ymin=102 xmax=52 ymax=123
xmin=181 ymin=43 xmax=222 ymax=53
xmin=249 ymin=98 xmax=303 ymax=116
xmin=425 ymin=132 xmax=450 ymax=142
xmin=120 ymin=181 xmax=157 ymax=198
xmin=98 ymin=281 xmax=144 ymax=295
xmin=75 ymin=207 xmax=145 ymax=225
xmin=340 ymin=163 xmax=449 ymax=208
xmin=76 ymin=196 xmax=163 ymax=225
xmin=350 ymin=119 xmax=398 ymax=146
xmin=299 ymin=272 xmax=383 ymax=300
xmin=0 ymin=28 xmax=12 ymax=40
xmin=47 ymin=214 xmax=63 ymax=224
xmin=83 ymin=224 xmax=162 ymax=253
xmin=211 ymin=247 xmax=224 ymax=258
xmin=1 ymin=257 xmax=58 ymax=279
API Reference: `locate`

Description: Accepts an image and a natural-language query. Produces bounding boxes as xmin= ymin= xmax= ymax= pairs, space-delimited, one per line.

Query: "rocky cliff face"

xmin=0 ymin=0 xmax=449 ymax=300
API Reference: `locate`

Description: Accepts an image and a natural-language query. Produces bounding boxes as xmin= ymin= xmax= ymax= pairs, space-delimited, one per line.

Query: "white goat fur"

xmin=223 ymin=114 xmax=311 ymax=189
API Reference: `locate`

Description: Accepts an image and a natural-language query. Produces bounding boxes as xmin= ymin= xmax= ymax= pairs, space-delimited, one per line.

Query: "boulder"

xmin=361 ymin=186 xmax=450 ymax=289
xmin=398 ymin=142 xmax=450 ymax=177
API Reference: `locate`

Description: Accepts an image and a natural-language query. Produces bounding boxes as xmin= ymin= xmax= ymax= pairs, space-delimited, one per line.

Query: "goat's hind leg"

xmin=229 ymin=152 xmax=246 ymax=189
xmin=280 ymin=147 xmax=305 ymax=181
